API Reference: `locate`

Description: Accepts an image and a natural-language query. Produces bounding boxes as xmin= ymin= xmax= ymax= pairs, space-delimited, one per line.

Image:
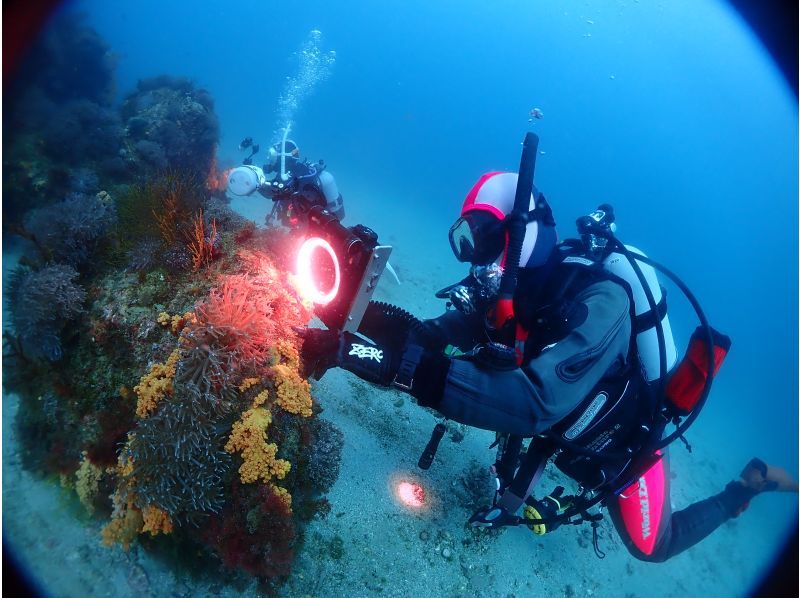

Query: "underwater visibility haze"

xmin=2 ymin=0 xmax=797 ymax=596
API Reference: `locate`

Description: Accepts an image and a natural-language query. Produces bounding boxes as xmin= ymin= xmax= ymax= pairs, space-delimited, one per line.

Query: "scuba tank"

xmin=602 ymin=245 xmax=678 ymax=382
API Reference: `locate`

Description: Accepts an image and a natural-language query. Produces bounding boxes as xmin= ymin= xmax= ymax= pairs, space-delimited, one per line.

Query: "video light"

xmin=295 ymin=206 xmax=391 ymax=333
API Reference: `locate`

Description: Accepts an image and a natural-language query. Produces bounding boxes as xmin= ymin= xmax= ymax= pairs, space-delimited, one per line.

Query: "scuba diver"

xmin=298 ymin=134 xmax=797 ymax=562
xmin=226 ymin=130 xmax=345 ymax=226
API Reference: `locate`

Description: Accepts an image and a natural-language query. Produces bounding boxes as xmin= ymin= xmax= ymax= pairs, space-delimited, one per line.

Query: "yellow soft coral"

xmin=157 ymin=311 xmax=171 ymax=327
xmin=75 ymin=452 xmax=104 ymax=515
xmin=141 ymin=505 xmax=173 ymax=536
xmin=157 ymin=311 xmax=195 ymax=335
xmin=252 ymin=389 xmax=269 ymax=407
xmin=133 ymin=348 xmax=181 ymax=418
xmin=101 ymin=505 xmax=143 ymax=550
xmin=239 ymin=377 xmax=261 ymax=392
xmin=172 ymin=311 xmax=195 ymax=334
xmin=116 ymin=447 xmax=135 ymax=478
xmin=225 ymin=407 xmax=291 ymax=484
xmin=274 ymin=338 xmax=301 ymax=370
xmin=270 ymin=364 xmax=312 ymax=417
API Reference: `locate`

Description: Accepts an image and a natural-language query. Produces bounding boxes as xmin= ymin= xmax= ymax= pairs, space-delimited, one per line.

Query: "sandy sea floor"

xmin=2 ymin=204 xmax=793 ymax=597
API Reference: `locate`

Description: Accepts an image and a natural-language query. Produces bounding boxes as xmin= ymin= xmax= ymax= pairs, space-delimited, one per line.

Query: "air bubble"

xmin=274 ymin=29 xmax=336 ymax=139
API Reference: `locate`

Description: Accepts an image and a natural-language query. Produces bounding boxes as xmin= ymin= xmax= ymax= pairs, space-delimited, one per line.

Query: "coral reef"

xmin=5 ymin=230 xmax=342 ymax=583
xmin=75 ymin=452 xmax=104 ymax=515
xmin=5 ymin=264 xmax=86 ymax=361
xmin=133 ymin=348 xmax=181 ymax=418
xmin=225 ymin=407 xmax=291 ymax=485
xmin=120 ymin=76 xmax=219 ymax=179
xmin=23 ymin=191 xmax=117 ymax=267
xmin=4 ymin=16 xmax=339 ymax=582
xmin=122 ymin=381 xmax=233 ymax=521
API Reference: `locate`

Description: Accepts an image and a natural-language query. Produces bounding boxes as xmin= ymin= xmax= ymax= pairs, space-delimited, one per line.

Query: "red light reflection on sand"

xmin=397 ymin=481 xmax=426 ymax=508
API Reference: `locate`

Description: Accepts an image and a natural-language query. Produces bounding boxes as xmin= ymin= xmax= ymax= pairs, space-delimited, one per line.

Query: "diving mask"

xmin=448 ymin=210 xmax=505 ymax=265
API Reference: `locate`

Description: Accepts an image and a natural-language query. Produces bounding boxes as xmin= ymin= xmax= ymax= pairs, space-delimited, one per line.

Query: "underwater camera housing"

xmin=296 ymin=204 xmax=392 ymax=333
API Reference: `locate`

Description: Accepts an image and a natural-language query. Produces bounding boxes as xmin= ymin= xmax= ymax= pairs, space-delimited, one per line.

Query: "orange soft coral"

xmin=158 ymin=311 xmax=195 ymax=335
xmin=157 ymin=311 xmax=171 ymax=327
xmin=133 ymin=348 xmax=181 ymax=418
xmin=141 ymin=505 xmax=174 ymax=536
xmin=272 ymin=338 xmax=301 ymax=370
xmin=101 ymin=504 xmax=143 ymax=551
xmin=252 ymin=389 xmax=269 ymax=407
xmin=238 ymin=377 xmax=261 ymax=392
xmin=270 ymin=364 xmax=312 ymax=417
xmin=224 ymin=407 xmax=291 ymax=484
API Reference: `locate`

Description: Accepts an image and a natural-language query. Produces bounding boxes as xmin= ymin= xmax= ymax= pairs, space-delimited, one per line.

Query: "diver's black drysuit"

xmin=345 ymin=256 xmax=757 ymax=562
xmin=260 ymin=158 xmax=345 ymax=223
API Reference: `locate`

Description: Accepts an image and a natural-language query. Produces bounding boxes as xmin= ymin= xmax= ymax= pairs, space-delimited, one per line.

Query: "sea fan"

xmin=6 ymin=264 xmax=86 ymax=361
xmin=24 ymin=192 xmax=117 ymax=266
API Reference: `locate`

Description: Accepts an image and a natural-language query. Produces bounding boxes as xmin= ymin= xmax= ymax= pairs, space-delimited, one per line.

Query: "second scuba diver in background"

xmin=226 ymin=132 xmax=345 ymax=227
xmin=297 ymin=135 xmax=798 ymax=563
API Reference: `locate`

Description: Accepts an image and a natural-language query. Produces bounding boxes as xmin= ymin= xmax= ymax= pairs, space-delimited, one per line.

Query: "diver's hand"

xmin=338 ymin=334 xmax=399 ymax=387
xmin=296 ymin=327 xmax=398 ymax=385
xmin=296 ymin=327 xmax=343 ymax=380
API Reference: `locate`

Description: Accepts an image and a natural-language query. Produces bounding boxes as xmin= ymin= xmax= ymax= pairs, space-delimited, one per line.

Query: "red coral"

xmin=234 ymin=221 xmax=255 ymax=244
xmin=187 ymin=255 xmax=310 ymax=381
xmin=200 ymin=481 xmax=296 ymax=579
xmin=86 ymin=400 xmax=136 ymax=467
xmin=192 ymin=274 xmax=276 ymax=371
xmin=186 ymin=209 xmax=218 ymax=270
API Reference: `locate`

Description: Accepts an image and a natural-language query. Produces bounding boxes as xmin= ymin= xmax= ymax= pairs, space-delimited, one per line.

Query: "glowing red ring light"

xmin=296 ymin=237 xmax=340 ymax=305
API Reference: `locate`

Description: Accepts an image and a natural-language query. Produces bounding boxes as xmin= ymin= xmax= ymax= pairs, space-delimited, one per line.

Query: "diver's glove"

xmin=296 ymin=327 xmax=451 ymax=403
xmin=296 ymin=327 xmax=343 ymax=380
xmin=296 ymin=327 xmax=402 ymax=384
xmin=338 ymin=335 xmax=452 ymax=397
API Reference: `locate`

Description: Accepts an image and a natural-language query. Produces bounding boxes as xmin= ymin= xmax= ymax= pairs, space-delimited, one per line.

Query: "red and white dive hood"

xmin=460 ymin=171 xmax=558 ymax=269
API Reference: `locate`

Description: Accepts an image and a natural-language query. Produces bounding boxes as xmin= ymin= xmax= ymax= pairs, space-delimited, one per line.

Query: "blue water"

xmin=13 ymin=0 xmax=800 ymax=593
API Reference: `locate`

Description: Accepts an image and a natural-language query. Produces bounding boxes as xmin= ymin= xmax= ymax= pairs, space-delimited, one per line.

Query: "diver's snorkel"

xmin=493 ymin=132 xmax=540 ymax=331
xmin=280 ymin=124 xmax=291 ymax=182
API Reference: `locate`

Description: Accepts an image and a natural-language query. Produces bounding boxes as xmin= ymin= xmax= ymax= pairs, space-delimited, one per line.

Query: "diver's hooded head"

xmin=267 ymin=139 xmax=300 ymax=171
xmin=449 ymin=172 xmax=558 ymax=268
